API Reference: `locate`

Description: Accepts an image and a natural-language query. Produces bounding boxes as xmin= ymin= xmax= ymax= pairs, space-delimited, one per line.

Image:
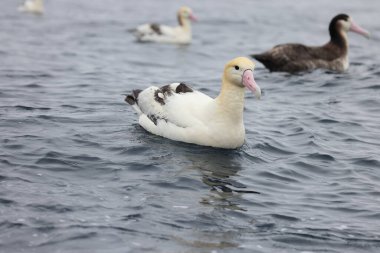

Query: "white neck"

xmin=178 ymin=16 xmax=192 ymax=32
xmin=215 ymin=76 xmax=245 ymax=123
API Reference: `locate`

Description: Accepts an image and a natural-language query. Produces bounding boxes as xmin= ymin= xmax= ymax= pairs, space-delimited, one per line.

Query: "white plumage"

xmin=131 ymin=6 xmax=197 ymax=44
xmin=125 ymin=57 xmax=261 ymax=149
xmin=18 ymin=0 xmax=44 ymax=15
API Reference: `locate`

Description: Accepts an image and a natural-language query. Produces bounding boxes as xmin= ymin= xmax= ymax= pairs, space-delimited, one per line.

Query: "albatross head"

xmin=177 ymin=6 xmax=197 ymax=25
xmin=330 ymin=14 xmax=370 ymax=39
xmin=223 ymin=57 xmax=261 ymax=99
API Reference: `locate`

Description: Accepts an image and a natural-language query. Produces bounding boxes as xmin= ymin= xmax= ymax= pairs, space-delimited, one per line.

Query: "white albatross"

xmin=18 ymin=0 xmax=44 ymax=15
xmin=130 ymin=6 xmax=197 ymax=44
xmin=124 ymin=57 xmax=261 ymax=149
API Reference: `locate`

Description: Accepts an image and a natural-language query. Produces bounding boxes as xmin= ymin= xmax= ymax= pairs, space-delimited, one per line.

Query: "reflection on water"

xmin=182 ymin=148 xmax=260 ymax=212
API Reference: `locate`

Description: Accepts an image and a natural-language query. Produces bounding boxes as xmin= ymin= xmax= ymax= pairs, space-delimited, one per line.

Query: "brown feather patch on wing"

xmin=150 ymin=23 xmax=162 ymax=35
xmin=176 ymin=83 xmax=193 ymax=93
xmin=152 ymin=83 xmax=193 ymax=106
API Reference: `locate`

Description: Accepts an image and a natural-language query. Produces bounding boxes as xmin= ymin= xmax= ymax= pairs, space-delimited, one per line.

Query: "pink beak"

xmin=189 ymin=13 xmax=198 ymax=22
xmin=350 ymin=19 xmax=370 ymax=38
xmin=243 ymin=70 xmax=261 ymax=99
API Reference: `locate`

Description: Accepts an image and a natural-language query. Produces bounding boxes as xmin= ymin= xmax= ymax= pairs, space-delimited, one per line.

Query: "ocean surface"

xmin=1 ymin=0 xmax=380 ymax=252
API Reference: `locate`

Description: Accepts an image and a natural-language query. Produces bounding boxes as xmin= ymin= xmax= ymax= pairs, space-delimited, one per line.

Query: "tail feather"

xmin=124 ymin=89 xmax=142 ymax=105
xmin=251 ymin=53 xmax=267 ymax=63
xmin=125 ymin=95 xmax=135 ymax=105
xmin=251 ymin=53 xmax=277 ymax=71
xmin=127 ymin=28 xmax=137 ymax=33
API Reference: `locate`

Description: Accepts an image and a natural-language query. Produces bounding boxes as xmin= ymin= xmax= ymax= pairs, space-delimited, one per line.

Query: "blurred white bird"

xmin=18 ymin=0 xmax=44 ymax=15
xmin=130 ymin=6 xmax=197 ymax=44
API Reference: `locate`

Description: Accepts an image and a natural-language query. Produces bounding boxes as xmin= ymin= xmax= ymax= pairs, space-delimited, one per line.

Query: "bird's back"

xmin=252 ymin=43 xmax=344 ymax=72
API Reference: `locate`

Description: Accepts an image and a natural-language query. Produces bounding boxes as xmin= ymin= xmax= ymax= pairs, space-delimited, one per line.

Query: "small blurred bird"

xmin=130 ymin=6 xmax=197 ymax=44
xmin=18 ymin=0 xmax=44 ymax=15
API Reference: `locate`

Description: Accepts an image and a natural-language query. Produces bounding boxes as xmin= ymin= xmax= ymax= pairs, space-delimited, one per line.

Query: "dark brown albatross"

xmin=251 ymin=14 xmax=370 ymax=73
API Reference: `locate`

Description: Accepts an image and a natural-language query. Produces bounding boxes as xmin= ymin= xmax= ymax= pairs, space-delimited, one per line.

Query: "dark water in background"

xmin=1 ymin=0 xmax=380 ymax=252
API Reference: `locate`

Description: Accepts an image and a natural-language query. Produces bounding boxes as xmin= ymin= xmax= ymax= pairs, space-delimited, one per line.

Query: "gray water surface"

xmin=1 ymin=0 xmax=380 ymax=252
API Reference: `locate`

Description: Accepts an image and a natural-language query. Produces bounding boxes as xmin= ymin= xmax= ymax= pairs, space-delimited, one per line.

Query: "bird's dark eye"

xmin=234 ymin=65 xmax=239 ymax=70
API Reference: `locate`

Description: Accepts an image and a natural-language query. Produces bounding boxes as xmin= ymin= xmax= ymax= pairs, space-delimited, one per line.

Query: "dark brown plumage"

xmin=125 ymin=89 xmax=142 ymax=105
xmin=125 ymin=83 xmax=193 ymax=106
xmin=176 ymin=83 xmax=193 ymax=93
xmin=251 ymin=14 xmax=367 ymax=73
xmin=150 ymin=23 xmax=162 ymax=35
